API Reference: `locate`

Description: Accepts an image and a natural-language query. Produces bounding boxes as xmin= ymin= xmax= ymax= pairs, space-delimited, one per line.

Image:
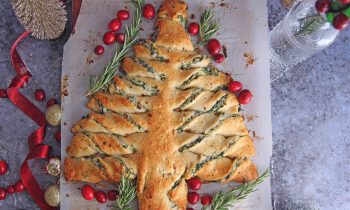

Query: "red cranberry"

xmin=143 ymin=4 xmax=155 ymax=19
xmin=339 ymin=0 xmax=350 ymax=4
xmin=201 ymin=195 xmax=213 ymax=205
xmin=0 ymin=188 xmax=6 ymax=200
xmin=107 ymin=190 xmax=118 ymax=201
xmin=228 ymin=81 xmax=242 ymax=93
xmin=238 ymin=89 xmax=253 ymax=105
xmin=333 ymin=13 xmax=349 ymax=30
xmin=46 ymin=98 xmax=58 ymax=108
xmin=0 ymin=89 xmax=7 ymax=98
xmin=55 ymin=130 xmax=61 ymax=143
xmin=187 ymin=192 xmax=200 ymax=204
xmin=187 ymin=208 xmax=194 ymax=210
xmin=103 ymin=31 xmax=116 ymax=45
xmin=214 ymin=54 xmax=225 ymax=63
xmin=315 ymin=0 xmax=330 ymax=13
xmin=34 ymin=89 xmax=45 ymax=101
xmin=117 ymin=10 xmax=130 ymax=20
xmin=94 ymin=45 xmax=105 ymax=55
xmin=81 ymin=184 xmax=95 ymax=201
xmin=188 ymin=22 xmax=199 ymax=36
xmin=95 ymin=190 xmax=107 ymax=203
xmin=6 ymin=186 xmax=14 ymax=194
xmin=116 ymin=33 xmax=125 ymax=44
xmin=14 ymin=180 xmax=25 ymax=192
xmin=0 ymin=160 xmax=8 ymax=175
xmin=108 ymin=19 xmax=122 ymax=32
xmin=207 ymin=39 xmax=221 ymax=55
xmin=187 ymin=178 xmax=201 ymax=191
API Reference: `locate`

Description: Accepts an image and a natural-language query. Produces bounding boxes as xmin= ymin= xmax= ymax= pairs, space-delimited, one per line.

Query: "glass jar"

xmin=269 ymin=0 xmax=339 ymax=81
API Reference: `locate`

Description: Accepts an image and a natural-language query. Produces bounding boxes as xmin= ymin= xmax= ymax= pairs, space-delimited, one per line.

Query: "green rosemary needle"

xmin=198 ymin=9 xmax=219 ymax=46
xmin=87 ymin=0 xmax=144 ymax=95
xmin=202 ymin=168 xmax=270 ymax=210
xmin=116 ymin=176 xmax=137 ymax=210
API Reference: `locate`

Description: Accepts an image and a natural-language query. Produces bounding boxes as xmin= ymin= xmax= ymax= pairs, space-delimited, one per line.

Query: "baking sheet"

xmin=60 ymin=0 xmax=272 ymax=209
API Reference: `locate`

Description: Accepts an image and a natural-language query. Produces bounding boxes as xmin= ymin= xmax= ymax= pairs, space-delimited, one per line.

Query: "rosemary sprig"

xmin=116 ymin=176 xmax=137 ymax=210
xmin=294 ymin=14 xmax=327 ymax=37
xmin=87 ymin=0 xmax=144 ymax=95
xmin=202 ymin=168 xmax=270 ymax=210
xmin=197 ymin=9 xmax=219 ymax=46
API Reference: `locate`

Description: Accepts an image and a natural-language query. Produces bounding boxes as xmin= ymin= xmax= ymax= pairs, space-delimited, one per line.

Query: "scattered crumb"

xmin=219 ymin=2 xmax=229 ymax=8
xmin=66 ymin=193 xmax=70 ymax=198
xmin=244 ymin=41 xmax=248 ymax=44
xmin=61 ymin=75 xmax=69 ymax=98
xmin=190 ymin=14 xmax=196 ymax=20
xmin=249 ymin=130 xmax=264 ymax=141
xmin=86 ymin=54 xmax=94 ymax=65
xmin=244 ymin=52 xmax=255 ymax=68
xmin=71 ymin=28 xmax=76 ymax=35
xmin=245 ymin=115 xmax=257 ymax=122
xmin=209 ymin=1 xmax=215 ymax=7
xmin=140 ymin=27 xmax=144 ymax=31
xmin=64 ymin=122 xmax=67 ymax=126
xmin=222 ymin=45 xmax=227 ymax=58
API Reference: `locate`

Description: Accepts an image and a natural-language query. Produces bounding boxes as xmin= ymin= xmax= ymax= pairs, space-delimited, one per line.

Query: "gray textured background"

xmin=0 ymin=0 xmax=349 ymax=209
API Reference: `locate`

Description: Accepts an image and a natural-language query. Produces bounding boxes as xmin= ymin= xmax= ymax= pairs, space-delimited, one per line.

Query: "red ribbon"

xmin=2 ymin=31 xmax=57 ymax=210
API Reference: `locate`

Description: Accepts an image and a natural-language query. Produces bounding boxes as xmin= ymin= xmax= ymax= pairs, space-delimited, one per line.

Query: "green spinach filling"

xmin=135 ymin=58 xmax=166 ymax=80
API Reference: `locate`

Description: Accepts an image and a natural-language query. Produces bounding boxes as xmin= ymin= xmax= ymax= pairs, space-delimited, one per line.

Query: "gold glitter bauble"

xmin=46 ymin=158 xmax=61 ymax=177
xmin=44 ymin=184 xmax=60 ymax=207
xmin=11 ymin=0 xmax=67 ymax=40
xmin=281 ymin=0 xmax=296 ymax=9
xmin=45 ymin=104 xmax=62 ymax=126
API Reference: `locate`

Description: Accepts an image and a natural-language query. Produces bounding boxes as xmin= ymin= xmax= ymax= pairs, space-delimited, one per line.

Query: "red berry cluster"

xmin=95 ymin=3 xmax=156 ymax=56
xmin=315 ymin=0 xmax=350 ymax=30
xmin=187 ymin=22 xmax=225 ymax=64
xmin=228 ymin=81 xmax=252 ymax=105
xmin=186 ymin=177 xmax=213 ymax=208
xmin=81 ymin=184 xmax=118 ymax=203
xmin=0 ymin=160 xmax=26 ymax=200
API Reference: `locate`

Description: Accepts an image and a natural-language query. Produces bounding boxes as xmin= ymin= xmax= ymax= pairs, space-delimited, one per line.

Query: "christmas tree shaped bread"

xmin=64 ymin=0 xmax=258 ymax=209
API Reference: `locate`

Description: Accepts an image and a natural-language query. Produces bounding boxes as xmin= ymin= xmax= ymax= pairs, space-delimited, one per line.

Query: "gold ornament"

xmin=281 ymin=0 xmax=296 ymax=9
xmin=44 ymin=184 xmax=60 ymax=207
xmin=46 ymin=158 xmax=61 ymax=177
xmin=45 ymin=104 xmax=62 ymax=126
xmin=11 ymin=0 xmax=67 ymax=40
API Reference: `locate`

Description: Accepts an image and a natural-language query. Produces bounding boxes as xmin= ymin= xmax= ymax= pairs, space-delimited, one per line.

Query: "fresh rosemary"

xmin=116 ymin=176 xmax=137 ymax=210
xmin=202 ymin=168 xmax=270 ymax=210
xmin=87 ymin=0 xmax=144 ymax=95
xmin=197 ymin=9 xmax=219 ymax=46
xmin=294 ymin=14 xmax=327 ymax=37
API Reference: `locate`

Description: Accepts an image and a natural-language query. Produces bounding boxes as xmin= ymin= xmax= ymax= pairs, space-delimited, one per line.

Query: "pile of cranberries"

xmin=186 ymin=177 xmax=213 ymax=208
xmin=81 ymin=184 xmax=118 ymax=203
xmin=315 ymin=0 xmax=349 ymax=30
xmin=0 ymin=160 xmax=26 ymax=200
xmin=95 ymin=3 xmax=156 ymax=56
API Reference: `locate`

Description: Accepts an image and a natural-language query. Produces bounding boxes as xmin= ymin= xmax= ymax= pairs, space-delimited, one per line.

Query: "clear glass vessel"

xmin=270 ymin=0 xmax=339 ymax=81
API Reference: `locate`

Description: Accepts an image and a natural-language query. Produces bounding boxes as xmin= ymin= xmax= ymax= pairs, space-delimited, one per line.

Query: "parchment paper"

xmin=61 ymin=0 xmax=272 ymax=209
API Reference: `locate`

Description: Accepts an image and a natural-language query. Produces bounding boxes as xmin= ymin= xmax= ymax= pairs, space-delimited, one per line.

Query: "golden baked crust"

xmin=64 ymin=0 xmax=258 ymax=209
